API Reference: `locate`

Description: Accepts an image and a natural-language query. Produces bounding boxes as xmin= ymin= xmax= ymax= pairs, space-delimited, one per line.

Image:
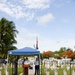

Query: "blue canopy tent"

xmin=8 ymin=47 xmax=40 ymax=55
xmin=8 ymin=47 xmax=40 ymax=75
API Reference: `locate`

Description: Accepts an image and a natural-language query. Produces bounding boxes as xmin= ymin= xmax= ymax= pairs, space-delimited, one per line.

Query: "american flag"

xmin=36 ymin=37 xmax=38 ymax=49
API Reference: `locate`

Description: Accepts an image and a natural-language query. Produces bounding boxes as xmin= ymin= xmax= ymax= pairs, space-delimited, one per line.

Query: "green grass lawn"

xmin=41 ymin=65 xmax=75 ymax=75
xmin=0 ymin=64 xmax=75 ymax=75
xmin=0 ymin=64 xmax=23 ymax=75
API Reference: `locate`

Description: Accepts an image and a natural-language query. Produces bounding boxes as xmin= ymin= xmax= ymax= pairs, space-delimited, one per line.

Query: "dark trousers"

xmin=35 ymin=65 xmax=39 ymax=75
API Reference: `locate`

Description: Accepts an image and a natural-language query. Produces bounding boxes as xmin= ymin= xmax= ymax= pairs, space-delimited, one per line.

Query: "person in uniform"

xmin=34 ymin=58 xmax=40 ymax=75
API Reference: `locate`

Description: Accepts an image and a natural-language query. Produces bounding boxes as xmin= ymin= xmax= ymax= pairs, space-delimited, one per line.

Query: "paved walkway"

xmin=20 ymin=69 xmax=34 ymax=75
xmin=20 ymin=73 xmax=33 ymax=75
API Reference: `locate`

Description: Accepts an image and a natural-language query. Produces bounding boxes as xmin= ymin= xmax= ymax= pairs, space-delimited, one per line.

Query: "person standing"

xmin=22 ymin=58 xmax=25 ymax=75
xmin=23 ymin=57 xmax=30 ymax=75
xmin=34 ymin=58 xmax=40 ymax=75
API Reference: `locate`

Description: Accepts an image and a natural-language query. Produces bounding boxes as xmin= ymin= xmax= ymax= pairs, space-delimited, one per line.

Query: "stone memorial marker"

xmin=63 ymin=70 xmax=67 ymax=75
xmin=0 ymin=71 xmax=1 ymax=75
xmin=45 ymin=71 xmax=49 ymax=75
xmin=54 ymin=70 xmax=58 ymax=75
xmin=72 ymin=70 xmax=75 ymax=75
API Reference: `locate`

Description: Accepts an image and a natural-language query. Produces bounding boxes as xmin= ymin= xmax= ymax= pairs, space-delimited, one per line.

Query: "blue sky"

xmin=0 ymin=0 xmax=75 ymax=52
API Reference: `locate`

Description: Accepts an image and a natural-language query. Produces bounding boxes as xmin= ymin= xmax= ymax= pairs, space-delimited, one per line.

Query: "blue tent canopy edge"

xmin=8 ymin=47 xmax=40 ymax=55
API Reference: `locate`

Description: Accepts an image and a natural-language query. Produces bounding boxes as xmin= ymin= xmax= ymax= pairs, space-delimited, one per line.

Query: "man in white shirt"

xmin=34 ymin=58 xmax=39 ymax=75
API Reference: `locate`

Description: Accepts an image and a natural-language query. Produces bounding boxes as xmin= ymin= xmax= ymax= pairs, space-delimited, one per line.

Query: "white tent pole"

xmin=38 ymin=54 xmax=40 ymax=75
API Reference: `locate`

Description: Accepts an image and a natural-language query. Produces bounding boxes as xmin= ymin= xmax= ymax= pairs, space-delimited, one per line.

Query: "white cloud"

xmin=15 ymin=27 xmax=39 ymax=49
xmin=0 ymin=3 xmax=14 ymax=15
xmin=0 ymin=0 xmax=53 ymax=20
xmin=0 ymin=0 xmax=7 ymax=3
xmin=15 ymin=27 xmax=75 ymax=52
xmin=19 ymin=0 xmax=51 ymax=9
xmin=14 ymin=26 xmax=75 ymax=52
xmin=26 ymin=13 xmax=35 ymax=21
xmin=36 ymin=13 xmax=55 ymax=25
xmin=0 ymin=0 xmax=34 ymax=19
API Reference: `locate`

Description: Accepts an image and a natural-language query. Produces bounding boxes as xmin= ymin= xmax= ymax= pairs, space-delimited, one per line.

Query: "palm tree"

xmin=0 ymin=18 xmax=18 ymax=57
